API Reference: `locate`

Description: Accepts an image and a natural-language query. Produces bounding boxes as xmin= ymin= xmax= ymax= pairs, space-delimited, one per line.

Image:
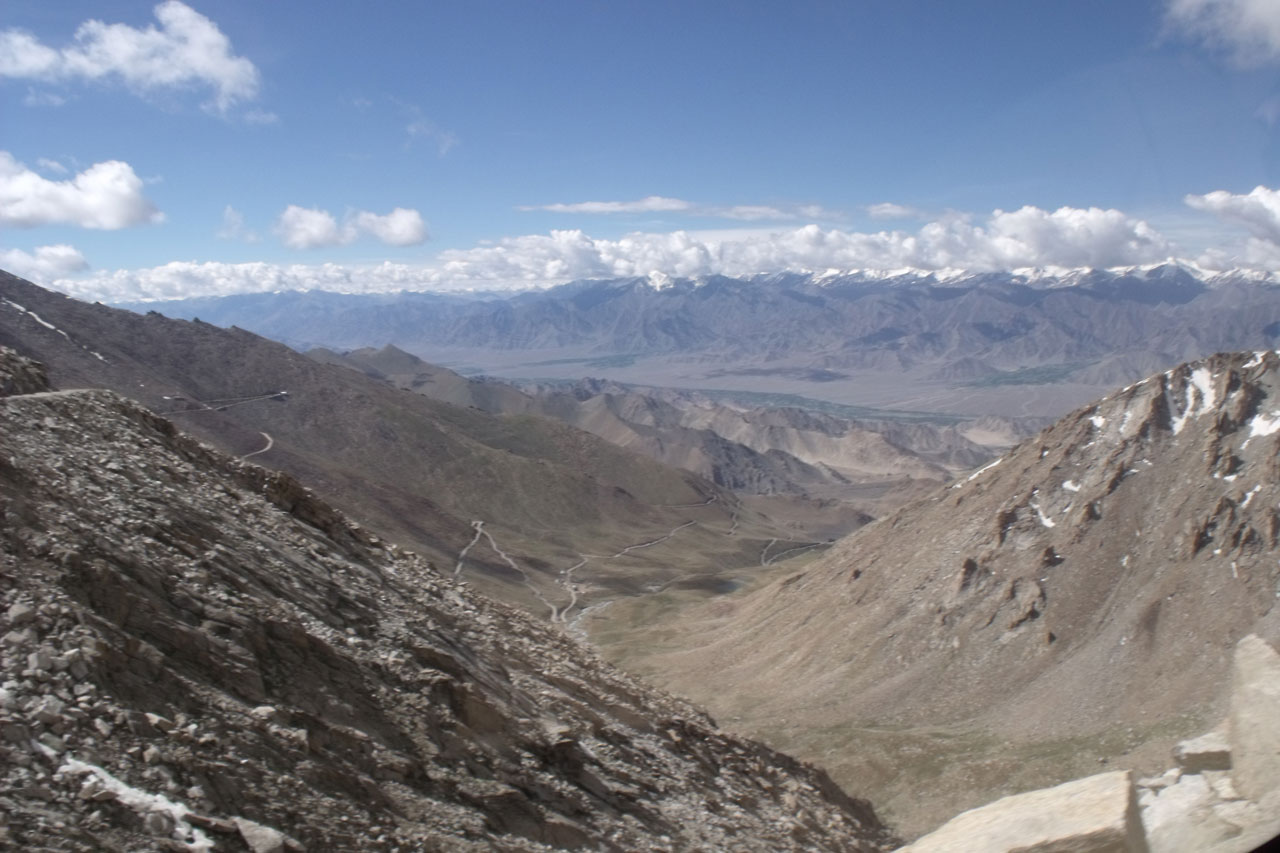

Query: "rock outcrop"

xmin=897 ymin=771 xmax=1146 ymax=853
xmin=1229 ymin=634 xmax=1280 ymax=802
xmin=0 ymin=348 xmax=894 ymax=851
xmin=897 ymin=634 xmax=1280 ymax=852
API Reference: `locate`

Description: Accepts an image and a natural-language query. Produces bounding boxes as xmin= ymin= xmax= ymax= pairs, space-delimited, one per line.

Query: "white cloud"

xmin=1 ymin=244 xmax=88 ymax=281
xmin=1185 ymin=185 xmax=1280 ymax=241
xmin=714 ymin=204 xmax=790 ymax=221
xmin=274 ymin=205 xmax=348 ymax=249
xmin=350 ymin=208 xmax=428 ymax=247
xmin=1165 ymin=0 xmax=1280 ymax=65
xmin=36 ymin=158 xmax=68 ymax=174
xmin=867 ymin=202 xmax=923 ymax=219
xmin=522 ymin=196 xmax=845 ymax=221
xmin=406 ymin=118 xmax=458 ymax=156
xmin=797 ymin=204 xmax=845 ymax=220
xmin=50 ymin=202 xmax=1183 ymax=302
xmin=274 ymin=205 xmax=429 ymax=249
xmin=525 ymin=196 xmax=694 ymax=214
xmin=1184 ymin=185 xmax=1280 ymax=268
xmin=0 ymin=1 xmax=259 ymax=113
xmin=216 ymin=205 xmax=258 ymax=242
xmin=0 ymin=151 xmax=162 ymax=229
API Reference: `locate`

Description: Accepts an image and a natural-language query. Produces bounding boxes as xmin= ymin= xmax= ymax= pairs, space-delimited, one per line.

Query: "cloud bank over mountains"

xmin=29 ymin=188 xmax=1280 ymax=302
xmin=2 ymin=135 xmax=1277 ymax=301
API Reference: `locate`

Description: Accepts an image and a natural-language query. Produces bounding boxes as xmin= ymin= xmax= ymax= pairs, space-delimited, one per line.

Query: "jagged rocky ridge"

xmin=0 ymin=348 xmax=894 ymax=851
xmin=638 ymin=350 xmax=1280 ymax=837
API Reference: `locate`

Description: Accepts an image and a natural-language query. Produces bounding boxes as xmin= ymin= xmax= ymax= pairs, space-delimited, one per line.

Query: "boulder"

xmin=1228 ymin=635 xmax=1280 ymax=802
xmin=233 ymin=817 xmax=290 ymax=853
xmin=1174 ymin=729 xmax=1231 ymax=773
xmin=1141 ymin=773 xmax=1240 ymax=853
xmin=896 ymin=770 xmax=1147 ymax=853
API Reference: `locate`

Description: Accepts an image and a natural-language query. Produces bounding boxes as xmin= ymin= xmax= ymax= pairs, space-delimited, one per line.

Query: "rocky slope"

xmin=0 ymin=271 xmax=799 ymax=618
xmin=620 ymin=350 xmax=1280 ymax=837
xmin=0 ymin=347 xmax=894 ymax=851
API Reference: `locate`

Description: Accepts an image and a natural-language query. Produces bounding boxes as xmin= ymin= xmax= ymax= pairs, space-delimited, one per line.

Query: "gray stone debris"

xmin=0 ymin=348 xmax=896 ymax=851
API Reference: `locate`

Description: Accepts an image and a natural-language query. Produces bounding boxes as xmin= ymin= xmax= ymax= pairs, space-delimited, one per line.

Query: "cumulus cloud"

xmin=274 ymin=205 xmax=428 ymax=249
xmin=1165 ymin=0 xmax=1280 ymax=65
xmin=1185 ymin=185 xmax=1280 ymax=241
xmin=274 ymin=206 xmax=345 ymax=250
xmin=48 ymin=203 xmax=1184 ymax=302
xmin=0 ymin=244 xmax=88 ymax=281
xmin=0 ymin=1 xmax=259 ymax=113
xmin=1183 ymin=185 xmax=1280 ymax=268
xmin=350 ymin=208 xmax=428 ymax=247
xmin=0 ymin=151 xmax=162 ymax=229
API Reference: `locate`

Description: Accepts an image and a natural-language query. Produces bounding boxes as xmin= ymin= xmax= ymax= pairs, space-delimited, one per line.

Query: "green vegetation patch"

xmin=966 ymin=362 xmax=1089 ymax=387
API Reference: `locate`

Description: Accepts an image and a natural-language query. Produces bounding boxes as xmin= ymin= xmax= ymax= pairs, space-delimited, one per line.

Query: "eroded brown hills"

xmin=0 ymin=348 xmax=895 ymax=851
xmin=311 ymin=344 xmax=999 ymax=518
xmin=0 ymin=272 xmax=809 ymax=619
xmin=608 ymin=350 xmax=1280 ymax=837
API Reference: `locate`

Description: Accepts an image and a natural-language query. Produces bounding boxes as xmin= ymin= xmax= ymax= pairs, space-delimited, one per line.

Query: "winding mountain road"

xmin=453 ymin=520 xmax=562 ymax=620
xmin=240 ymin=432 xmax=273 ymax=460
xmin=453 ymin=515 xmax=707 ymax=625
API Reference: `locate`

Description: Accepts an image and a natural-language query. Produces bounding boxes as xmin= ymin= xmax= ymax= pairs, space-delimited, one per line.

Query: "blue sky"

xmin=3 ymin=0 xmax=1280 ymax=299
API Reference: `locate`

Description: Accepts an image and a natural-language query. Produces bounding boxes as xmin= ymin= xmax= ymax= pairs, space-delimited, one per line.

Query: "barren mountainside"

xmin=0 ymin=348 xmax=894 ymax=851
xmin=312 ymin=346 xmax=993 ymax=504
xmin=626 ymin=349 xmax=1280 ymax=836
xmin=0 ymin=272 xmax=803 ymax=617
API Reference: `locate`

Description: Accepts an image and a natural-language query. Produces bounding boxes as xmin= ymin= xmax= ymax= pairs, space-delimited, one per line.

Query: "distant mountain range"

xmin=119 ymin=262 xmax=1280 ymax=377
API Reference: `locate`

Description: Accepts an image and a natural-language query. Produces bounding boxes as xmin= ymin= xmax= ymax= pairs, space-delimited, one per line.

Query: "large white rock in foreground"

xmin=1229 ymin=634 xmax=1280 ymax=802
xmin=896 ymin=770 xmax=1146 ymax=853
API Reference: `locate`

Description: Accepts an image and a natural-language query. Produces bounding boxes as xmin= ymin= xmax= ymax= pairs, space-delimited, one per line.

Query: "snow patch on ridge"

xmin=3 ymin=299 xmax=70 ymax=339
xmin=953 ymin=457 xmax=1003 ymax=488
xmin=1168 ymin=367 xmax=1218 ymax=435
xmin=1030 ymin=500 xmax=1056 ymax=529
xmin=58 ymin=758 xmax=213 ymax=850
xmin=1245 ymin=411 xmax=1280 ymax=449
